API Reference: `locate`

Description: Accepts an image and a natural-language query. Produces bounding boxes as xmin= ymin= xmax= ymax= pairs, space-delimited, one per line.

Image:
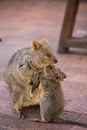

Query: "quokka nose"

xmin=54 ymin=58 xmax=58 ymax=63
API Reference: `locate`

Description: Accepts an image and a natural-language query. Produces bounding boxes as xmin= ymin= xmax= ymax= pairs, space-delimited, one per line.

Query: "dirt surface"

xmin=0 ymin=0 xmax=87 ymax=130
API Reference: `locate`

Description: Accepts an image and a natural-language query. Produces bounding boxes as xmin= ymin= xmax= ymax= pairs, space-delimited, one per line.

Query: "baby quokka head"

xmin=43 ymin=65 xmax=66 ymax=82
xmin=55 ymin=68 xmax=67 ymax=82
xmin=31 ymin=38 xmax=57 ymax=68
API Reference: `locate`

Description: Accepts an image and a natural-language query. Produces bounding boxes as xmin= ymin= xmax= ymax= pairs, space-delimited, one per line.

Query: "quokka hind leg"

xmin=30 ymin=114 xmax=53 ymax=123
xmin=11 ymin=91 xmax=25 ymax=119
xmin=30 ymin=118 xmax=49 ymax=123
xmin=14 ymin=104 xmax=25 ymax=119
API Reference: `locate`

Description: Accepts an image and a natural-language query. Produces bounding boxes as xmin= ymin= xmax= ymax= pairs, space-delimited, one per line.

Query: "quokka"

xmin=4 ymin=39 xmax=57 ymax=118
xmin=31 ymin=65 xmax=87 ymax=128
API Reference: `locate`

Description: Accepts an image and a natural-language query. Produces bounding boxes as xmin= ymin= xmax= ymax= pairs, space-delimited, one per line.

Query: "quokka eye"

xmin=56 ymin=76 xmax=59 ymax=79
xmin=49 ymin=66 xmax=53 ymax=70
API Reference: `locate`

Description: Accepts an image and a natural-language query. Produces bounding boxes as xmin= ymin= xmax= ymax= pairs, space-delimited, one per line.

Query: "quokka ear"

xmin=60 ymin=70 xmax=67 ymax=79
xmin=41 ymin=38 xmax=48 ymax=45
xmin=63 ymin=72 xmax=67 ymax=79
xmin=32 ymin=40 xmax=42 ymax=50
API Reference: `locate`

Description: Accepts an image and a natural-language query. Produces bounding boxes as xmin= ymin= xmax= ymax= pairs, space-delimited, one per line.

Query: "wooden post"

xmin=58 ymin=0 xmax=80 ymax=53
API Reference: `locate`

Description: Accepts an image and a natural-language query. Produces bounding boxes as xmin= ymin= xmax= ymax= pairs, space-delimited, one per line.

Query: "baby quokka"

xmin=32 ymin=65 xmax=66 ymax=122
xmin=31 ymin=65 xmax=87 ymax=128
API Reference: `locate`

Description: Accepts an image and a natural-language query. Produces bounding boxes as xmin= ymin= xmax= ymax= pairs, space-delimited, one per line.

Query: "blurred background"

xmin=0 ymin=0 xmax=87 ymax=57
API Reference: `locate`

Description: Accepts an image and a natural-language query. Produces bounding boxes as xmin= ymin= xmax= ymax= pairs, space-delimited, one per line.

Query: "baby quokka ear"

xmin=32 ymin=40 xmax=42 ymax=50
xmin=63 ymin=72 xmax=67 ymax=79
xmin=60 ymin=71 xmax=67 ymax=80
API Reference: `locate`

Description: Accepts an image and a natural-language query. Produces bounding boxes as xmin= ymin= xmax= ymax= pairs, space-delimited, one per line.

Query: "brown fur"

xmin=31 ymin=65 xmax=87 ymax=128
xmin=39 ymin=65 xmax=66 ymax=122
xmin=4 ymin=38 xmax=57 ymax=116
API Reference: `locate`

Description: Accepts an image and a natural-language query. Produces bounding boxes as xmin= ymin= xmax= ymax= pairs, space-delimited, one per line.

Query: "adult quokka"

xmin=4 ymin=39 xmax=57 ymax=118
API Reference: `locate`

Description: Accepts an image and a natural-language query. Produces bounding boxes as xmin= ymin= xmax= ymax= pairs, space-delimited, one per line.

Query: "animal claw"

xmin=19 ymin=111 xmax=25 ymax=119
